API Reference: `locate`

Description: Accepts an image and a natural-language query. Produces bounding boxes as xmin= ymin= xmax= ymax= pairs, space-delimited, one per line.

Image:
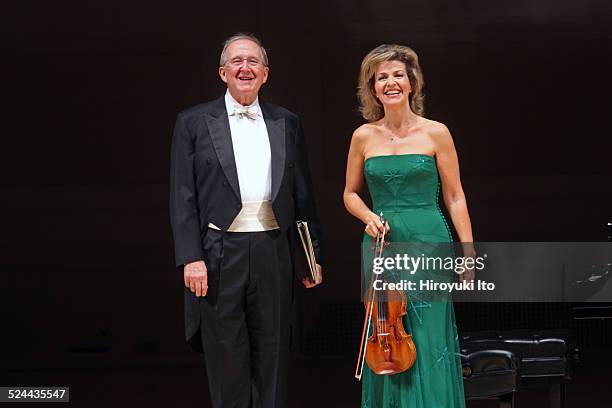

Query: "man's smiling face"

xmin=219 ymin=39 xmax=269 ymax=105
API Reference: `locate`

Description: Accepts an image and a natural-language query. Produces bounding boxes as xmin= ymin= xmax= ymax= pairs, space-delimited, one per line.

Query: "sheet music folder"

xmin=296 ymin=220 xmax=317 ymax=283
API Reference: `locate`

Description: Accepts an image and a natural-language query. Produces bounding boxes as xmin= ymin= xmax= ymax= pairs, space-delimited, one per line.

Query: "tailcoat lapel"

xmin=204 ymin=97 xmax=242 ymax=201
xmin=261 ymin=102 xmax=286 ymax=201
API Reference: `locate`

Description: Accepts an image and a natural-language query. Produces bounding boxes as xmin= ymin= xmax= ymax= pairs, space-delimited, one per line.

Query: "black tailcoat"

xmin=169 ymin=95 xmax=323 ymax=350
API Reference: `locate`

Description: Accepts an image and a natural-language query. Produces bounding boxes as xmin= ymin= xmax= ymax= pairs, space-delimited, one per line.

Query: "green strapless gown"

xmin=361 ymin=154 xmax=466 ymax=408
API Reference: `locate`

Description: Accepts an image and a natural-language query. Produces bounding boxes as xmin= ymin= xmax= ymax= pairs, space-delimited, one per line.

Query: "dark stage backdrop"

xmin=1 ymin=0 xmax=611 ymax=367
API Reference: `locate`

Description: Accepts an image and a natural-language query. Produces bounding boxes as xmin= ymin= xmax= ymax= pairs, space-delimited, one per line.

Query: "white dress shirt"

xmin=224 ymin=90 xmax=272 ymax=203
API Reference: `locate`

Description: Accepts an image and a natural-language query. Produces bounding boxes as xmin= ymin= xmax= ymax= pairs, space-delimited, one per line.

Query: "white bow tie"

xmin=231 ymin=105 xmax=258 ymax=120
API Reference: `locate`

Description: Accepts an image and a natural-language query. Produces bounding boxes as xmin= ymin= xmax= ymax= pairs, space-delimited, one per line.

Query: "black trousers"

xmin=199 ymin=228 xmax=293 ymax=408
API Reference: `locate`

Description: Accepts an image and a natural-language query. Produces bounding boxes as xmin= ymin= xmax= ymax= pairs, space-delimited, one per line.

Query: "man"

xmin=169 ymin=33 xmax=323 ymax=408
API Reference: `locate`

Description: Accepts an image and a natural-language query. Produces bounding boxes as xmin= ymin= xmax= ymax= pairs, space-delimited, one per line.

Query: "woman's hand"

xmin=364 ymin=212 xmax=390 ymax=239
xmin=460 ymin=248 xmax=476 ymax=283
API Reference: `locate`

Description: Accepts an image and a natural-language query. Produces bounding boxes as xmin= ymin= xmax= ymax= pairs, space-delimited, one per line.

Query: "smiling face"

xmin=373 ymin=60 xmax=412 ymax=108
xmin=219 ymin=38 xmax=269 ymax=105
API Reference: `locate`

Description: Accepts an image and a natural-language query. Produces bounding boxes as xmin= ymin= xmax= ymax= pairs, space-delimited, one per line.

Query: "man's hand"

xmin=302 ymin=264 xmax=323 ymax=288
xmin=184 ymin=260 xmax=208 ymax=297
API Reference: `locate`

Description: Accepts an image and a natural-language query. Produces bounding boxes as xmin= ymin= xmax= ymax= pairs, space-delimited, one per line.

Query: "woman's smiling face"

xmin=374 ymin=60 xmax=412 ymax=108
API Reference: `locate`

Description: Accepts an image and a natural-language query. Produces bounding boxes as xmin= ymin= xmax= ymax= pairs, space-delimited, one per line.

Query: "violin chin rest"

xmin=372 ymin=362 xmax=408 ymax=376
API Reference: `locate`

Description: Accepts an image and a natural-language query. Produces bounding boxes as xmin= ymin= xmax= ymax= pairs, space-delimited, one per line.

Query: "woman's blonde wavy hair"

xmin=357 ymin=44 xmax=425 ymax=122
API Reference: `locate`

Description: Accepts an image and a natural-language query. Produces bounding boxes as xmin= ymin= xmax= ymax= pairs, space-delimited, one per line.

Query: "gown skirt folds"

xmin=361 ymin=154 xmax=466 ymax=408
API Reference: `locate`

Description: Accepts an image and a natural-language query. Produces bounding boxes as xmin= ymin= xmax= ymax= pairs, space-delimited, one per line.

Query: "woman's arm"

xmin=343 ymin=127 xmax=386 ymax=238
xmin=434 ymin=123 xmax=474 ymax=253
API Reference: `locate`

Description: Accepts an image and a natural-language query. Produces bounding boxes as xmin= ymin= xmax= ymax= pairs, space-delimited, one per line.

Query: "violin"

xmin=355 ymin=213 xmax=417 ymax=379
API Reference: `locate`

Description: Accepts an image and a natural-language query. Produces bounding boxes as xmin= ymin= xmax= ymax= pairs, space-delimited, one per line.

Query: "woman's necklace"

xmin=387 ymin=123 xmax=416 ymax=142
xmin=389 ymin=133 xmax=404 ymax=143
xmin=384 ymin=116 xmax=419 ymax=143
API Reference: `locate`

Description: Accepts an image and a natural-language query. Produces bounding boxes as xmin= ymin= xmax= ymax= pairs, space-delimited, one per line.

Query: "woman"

xmin=343 ymin=44 xmax=473 ymax=407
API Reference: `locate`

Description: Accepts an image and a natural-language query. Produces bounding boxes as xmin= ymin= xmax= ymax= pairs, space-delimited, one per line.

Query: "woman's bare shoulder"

xmin=419 ymin=119 xmax=456 ymax=156
xmin=418 ymin=117 xmax=450 ymax=136
xmin=352 ymin=122 xmax=382 ymax=142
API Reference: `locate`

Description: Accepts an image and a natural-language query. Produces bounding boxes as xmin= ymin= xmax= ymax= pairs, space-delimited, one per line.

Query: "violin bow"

xmin=355 ymin=213 xmax=388 ymax=380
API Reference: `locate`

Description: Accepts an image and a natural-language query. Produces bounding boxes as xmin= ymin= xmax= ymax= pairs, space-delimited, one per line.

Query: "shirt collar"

xmin=225 ymin=90 xmax=261 ymax=117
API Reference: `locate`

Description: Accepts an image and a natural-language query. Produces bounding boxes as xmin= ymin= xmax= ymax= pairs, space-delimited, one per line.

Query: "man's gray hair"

xmin=219 ymin=33 xmax=269 ymax=66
